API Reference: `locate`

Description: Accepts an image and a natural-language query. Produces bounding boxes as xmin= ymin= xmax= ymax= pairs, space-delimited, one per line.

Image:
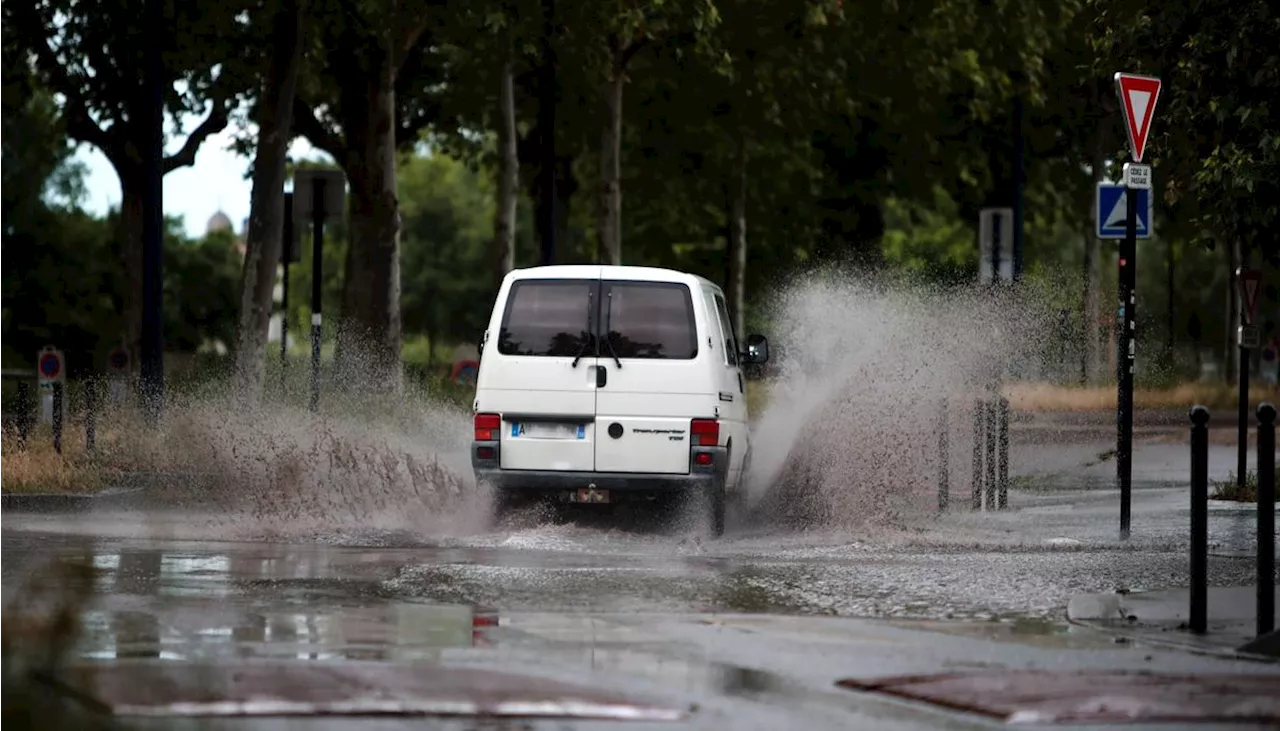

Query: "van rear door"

xmin=593 ymin=280 xmax=707 ymax=475
xmin=488 ymin=277 xmax=600 ymax=472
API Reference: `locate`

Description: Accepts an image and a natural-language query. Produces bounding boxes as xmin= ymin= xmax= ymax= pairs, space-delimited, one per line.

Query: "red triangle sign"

xmin=1240 ymin=269 xmax=1262 ymax=323
xmin=1114 ymin=73 xmax=1162 ymax=162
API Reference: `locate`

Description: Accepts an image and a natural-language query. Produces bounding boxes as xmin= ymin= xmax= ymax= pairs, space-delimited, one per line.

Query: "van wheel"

xmin=490 ymin=490 xmax=519 ymax=528
xmin=707 ymin=478 xmax=726 ymax=538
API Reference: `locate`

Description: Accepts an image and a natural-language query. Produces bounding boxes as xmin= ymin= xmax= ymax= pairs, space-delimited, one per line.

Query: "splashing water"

xmin=78 ymin=280 xmax=1064 ymax=543
xmin=744 ymin=267 xmax=1059 ymax=532
xmin=84 ymin=328 xmax=491 ymax=542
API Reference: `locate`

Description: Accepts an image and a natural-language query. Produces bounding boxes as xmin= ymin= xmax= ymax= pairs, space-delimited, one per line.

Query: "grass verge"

xmin=1211 ymin=470 xmax=1276 ymax=502
xmin=1004 ymin=382 xmax=1280 ymax=413
xmin=1 ymin=428 xmax=107 ymax=494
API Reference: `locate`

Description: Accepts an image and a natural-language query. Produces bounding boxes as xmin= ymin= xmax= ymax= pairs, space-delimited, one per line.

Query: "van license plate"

xmin=510 ymin=422 xmax=586 ymax=440
xmin=570 ymin=488 xmax=610 ymax=504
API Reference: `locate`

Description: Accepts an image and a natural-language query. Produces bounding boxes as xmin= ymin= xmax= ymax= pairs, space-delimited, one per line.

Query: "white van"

xmin=470 ymin=265 xmax=769 ymax=536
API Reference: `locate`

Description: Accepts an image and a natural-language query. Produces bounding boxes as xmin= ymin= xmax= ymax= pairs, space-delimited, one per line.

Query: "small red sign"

xmin=1238 ymin=269 xmax=1262 ymax=325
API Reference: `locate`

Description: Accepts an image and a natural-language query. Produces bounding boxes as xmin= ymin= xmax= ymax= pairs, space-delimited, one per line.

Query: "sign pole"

xmin=281 ymin=191 xmax=293 ymax=391
xmin=309 ymin=179 xmax=326 ymax=413
xmin=1117 ymin=181 xmax=1136 ymax=541
xmin=1236 ymin=267 xmax=1262 ymax=489
xmin=1112 ymin=71 xmax=1161 ymax=542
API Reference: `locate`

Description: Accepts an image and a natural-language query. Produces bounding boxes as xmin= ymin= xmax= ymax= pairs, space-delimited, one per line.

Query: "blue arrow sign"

xmin=1096 ymin=183 xmax=1153 ymax=239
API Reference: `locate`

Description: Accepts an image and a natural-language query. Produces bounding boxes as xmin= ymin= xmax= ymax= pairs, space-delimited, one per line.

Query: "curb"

xmin=1067 ymin=617 xmax=1280 ymax=664
xmin=1 ymin=488 xmax=147 ymax=513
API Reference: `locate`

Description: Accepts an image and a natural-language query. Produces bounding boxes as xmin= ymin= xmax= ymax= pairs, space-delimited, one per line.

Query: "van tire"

xmin=708 ymin=477 xmax=726 ymax=538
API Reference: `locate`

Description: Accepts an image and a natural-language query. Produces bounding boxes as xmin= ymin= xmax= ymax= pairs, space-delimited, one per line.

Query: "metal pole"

xmin=998 ymin=396 xmax=1010 ymax=510
xmin=281 ymin=192 xmax=293 ymax=390
xmin=309 ymin=180 xmax=325 ymax=413
xmin=1238 ymin=301 xmax=1249 ymax=491
xmin=16 ymin=380 xmax=31 ymax=449
xmin=52 ymin=382 xmax=63 ymax=455
xmin=972 ymin=397 xmax=983 ymax=510
xmin=985 ymin=396 xmax=997 ymax=510
xmin=86 ymin=379 xmax=97 ymax=456
xmin=938 ymin=396 xmax=950 ymax=513
xmin=1012 ymin=96 xmax=1024 ymax=282
xmin=1256 ymin=403 xmax=1276 ymax=637
xmin=1117 ymin=185 xmax=1137 ymax=540
xmin=1189 ymin=405 xmax=1209 ymax=635
xmin=141 ymin=0 xmax=165 ymax=424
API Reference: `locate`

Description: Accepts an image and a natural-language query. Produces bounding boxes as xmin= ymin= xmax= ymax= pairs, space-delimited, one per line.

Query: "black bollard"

xmin=86 ymin=379 xmax=98 ymax=456
xmin=938 ymin=396 xmax=950 ymax=513
xmin=1257 ymin=403 xmax=1276 ymax=637
xmin=985 ymin=397 xmax=997 ymax=511
xmin=998 ymin=396 xmax=1010 ymax=510
xmin=1189 ymin=405 xmax=1209 ymax=635
xmin=16 ymin=380 xmax=32 ymax=449
xmin=972 ymin=397 xmax=984 ymax=510
xmin=52 ymin=381 xmax=64 ymax=455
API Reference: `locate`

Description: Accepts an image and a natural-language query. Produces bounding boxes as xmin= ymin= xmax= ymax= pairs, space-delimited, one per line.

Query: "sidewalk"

xmin=1068 ymin=585 xmax=1280 ymax=661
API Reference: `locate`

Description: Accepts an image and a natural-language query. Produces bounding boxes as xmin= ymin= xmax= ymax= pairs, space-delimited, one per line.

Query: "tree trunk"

xmin=554 ymin=156 xmax=576 ymax=258
xmin=598 ymin=55 xmax=624 ymax=266
xmin=233 ymin=0 xmax=307 ymax=402
xmin=338 ymin=69 xmax=402 ymax=393
xmin=726 ymin=136 xmax=747 ymax=341
xmin=117 ymin=170 xmax=146 ymax=375
xmin=492 ymin=54 xmax=518 ymax=291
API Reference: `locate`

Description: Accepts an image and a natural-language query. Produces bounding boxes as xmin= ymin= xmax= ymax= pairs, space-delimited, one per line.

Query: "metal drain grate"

xmin=837 ymin=669 xmax=1280 ymax=724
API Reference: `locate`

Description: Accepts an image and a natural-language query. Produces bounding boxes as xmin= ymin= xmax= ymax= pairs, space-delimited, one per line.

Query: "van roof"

xmin=506 ymin=264 xmax=721 ymax=291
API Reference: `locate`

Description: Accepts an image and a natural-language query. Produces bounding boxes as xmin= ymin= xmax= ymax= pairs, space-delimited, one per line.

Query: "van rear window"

xmin=602 ymin=281 xmax=697 ymax=360
xmin=497 ymin=280 xmax=594 ymax=357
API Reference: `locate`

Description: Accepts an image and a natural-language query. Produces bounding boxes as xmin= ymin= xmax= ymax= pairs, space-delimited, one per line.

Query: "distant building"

xmin=205 ymin=209 xmax=247 ymax=258
xmin=206 ymin=210 xmax=233 ymax=235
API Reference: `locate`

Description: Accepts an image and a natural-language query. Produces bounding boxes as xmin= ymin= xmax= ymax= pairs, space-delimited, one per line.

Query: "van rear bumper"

xmin=471 ymin=441 xmax=726 ymax=494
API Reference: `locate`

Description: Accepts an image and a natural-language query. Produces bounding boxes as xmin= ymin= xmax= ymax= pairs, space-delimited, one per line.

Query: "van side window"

xmin=601 ymin=281 xmax=698 ymax=360
xmin=713 ymin=293 xmax=738 ymax=366
xmin=498 ymin=280 xmax=596 ymax=357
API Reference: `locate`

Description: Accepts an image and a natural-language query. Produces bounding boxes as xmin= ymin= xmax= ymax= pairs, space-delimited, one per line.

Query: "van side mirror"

xmin=742 ymin=334 xmax=769 ymax=364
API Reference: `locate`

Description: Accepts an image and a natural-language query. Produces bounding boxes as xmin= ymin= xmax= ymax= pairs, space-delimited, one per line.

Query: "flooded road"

xmin=4 ymin=436 xmax=1278 ymax=729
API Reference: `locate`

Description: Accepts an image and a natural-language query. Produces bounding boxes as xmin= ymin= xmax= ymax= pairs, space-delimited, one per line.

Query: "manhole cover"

xmin=836 ymin=670 xmax=1280 ymax=724
xmin=51 ymin=661 xmax=683 ymax=721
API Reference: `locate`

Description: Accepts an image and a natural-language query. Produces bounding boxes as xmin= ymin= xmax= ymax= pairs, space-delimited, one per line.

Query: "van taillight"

xmin=475 ymin=413 xmax=501 ymax=441
xmin=690 ymin=418 xmax=719 ymax=446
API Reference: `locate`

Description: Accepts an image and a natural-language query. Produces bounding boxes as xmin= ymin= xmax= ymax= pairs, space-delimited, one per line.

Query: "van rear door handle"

xmin=596 ymin=365 xmax=607 ymax=388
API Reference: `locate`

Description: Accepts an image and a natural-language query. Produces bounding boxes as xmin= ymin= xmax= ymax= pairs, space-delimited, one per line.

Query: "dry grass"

xmin=1211 ymin=470 xmax=1276 ymax=502
xmin=1 ymin=428 xmax=106 ymax=494
xmin=1004 ymin=382 xmax=1280 ymax=413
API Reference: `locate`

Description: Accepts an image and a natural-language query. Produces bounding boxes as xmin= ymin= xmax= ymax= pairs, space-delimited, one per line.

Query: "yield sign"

xmin=1237 ymin=268 xmax=1262 ymax=325
xmin=1114 ymin=73 xmax=1162 ymax=163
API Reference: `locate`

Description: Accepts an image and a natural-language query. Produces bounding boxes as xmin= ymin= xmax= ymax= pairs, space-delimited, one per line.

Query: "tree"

xmin=1092 ymin=0 xmax=1280 ymax=268
xmin=233 ymin=0 xmax=310 ymax=402
xmin=291 ymin=0 xmax=447 ymax=390
xmin=4 ymin=0 xmax=255 ymax=370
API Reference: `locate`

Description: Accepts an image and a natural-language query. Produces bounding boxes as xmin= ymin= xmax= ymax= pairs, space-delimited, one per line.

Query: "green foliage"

xmin=164 ymin=230 xmax=243 ymax=353
xmin=399 ymin=153 xmax=496 ymax=346
xmin=880 ymin=188 xmax=978 ymax=284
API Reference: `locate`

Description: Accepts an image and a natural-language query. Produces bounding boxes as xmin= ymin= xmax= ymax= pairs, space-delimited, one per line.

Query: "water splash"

xmin=744 ymin=266 xmax=1059 ymax=531
xmin=85 ymin=328 xmax=491 ymax=541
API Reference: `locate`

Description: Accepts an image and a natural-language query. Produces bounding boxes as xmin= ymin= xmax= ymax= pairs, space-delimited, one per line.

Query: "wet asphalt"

xmin=3 ymin=433 xmax=1279 ymax=729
